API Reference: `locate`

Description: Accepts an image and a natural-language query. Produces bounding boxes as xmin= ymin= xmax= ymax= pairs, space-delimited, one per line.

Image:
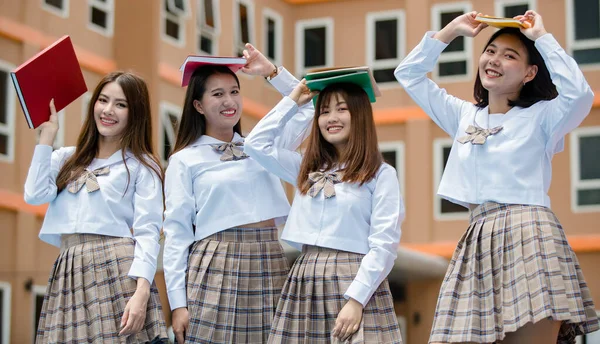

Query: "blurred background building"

xmin=0 ymin=0 xmax=599 ymax=343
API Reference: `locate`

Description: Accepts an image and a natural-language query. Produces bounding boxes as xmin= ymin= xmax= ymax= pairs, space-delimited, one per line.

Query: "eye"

xmin=117 ymin=102 xmax=127 ymax=108
xmin=338 ymin=107 xmax=348 ymax=112
xmin=485 ymin=48 xmax=495 ymax=54
xmin=213 ymin=92 xmax=223 ymax=97
xmin=231 ymin=89 xmax=240 ymax=95
xmin=98 ymin=97 xmax=107 ymax=103
xmin=505 ymin=54 xmax=515 ymax=60
xmin=321 ymin=109 xmax=330 ymax=114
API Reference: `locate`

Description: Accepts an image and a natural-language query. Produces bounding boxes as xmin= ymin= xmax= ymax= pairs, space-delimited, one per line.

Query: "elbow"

xmin=24 ymin=192 xmax=45 ymax=205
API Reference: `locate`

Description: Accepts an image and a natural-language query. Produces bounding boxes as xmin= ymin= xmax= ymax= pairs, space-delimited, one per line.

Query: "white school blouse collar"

xmin=191 ymin=132 xmax=245 ymax=147
xmin=89 ymin=149 xmax=134 ymax=170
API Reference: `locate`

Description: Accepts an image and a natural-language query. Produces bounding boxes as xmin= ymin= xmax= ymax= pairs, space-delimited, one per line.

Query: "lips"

xmin=100 ymin=117 xmax=117 ymax=126
xmin=485 ymin=69 xmax=502 ymax=77
xmin=221 ymin=109 xmax=237 ymax=117
xmin=327 ymin=125 xmax=343 ymax=133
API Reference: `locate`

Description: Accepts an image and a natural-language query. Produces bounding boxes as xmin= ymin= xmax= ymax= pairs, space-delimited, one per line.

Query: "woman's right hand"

xmin=171 ymin=307 xmax=189 ymax=344
xmin=434 ymin=11 xmax=488 ymax=43
xmin=38 ymin=99 xmax=59 ymax=146
xmin=289 ymin=79 xmax=319 ymax=107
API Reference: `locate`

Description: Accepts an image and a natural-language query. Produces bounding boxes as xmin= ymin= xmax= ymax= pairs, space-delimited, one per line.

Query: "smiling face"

xmin=93 ymin=81 xmax=129 ymax=141
xmin=193 ymin=72 xmax=242 ymax=136
xmin=478 ymin=33 xmax=538 ymax=98
xmin=317 ymin=92 xmax=352 ymax=153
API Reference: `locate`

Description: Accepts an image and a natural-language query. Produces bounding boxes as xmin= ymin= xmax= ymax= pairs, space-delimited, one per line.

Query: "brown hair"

xmin=170 ymin=65 xmax=242 ymax=155
xmin=297 ymin=83 xmax=383 ymax=194
xmin=56 ymin=71 xmax=164 ymax=193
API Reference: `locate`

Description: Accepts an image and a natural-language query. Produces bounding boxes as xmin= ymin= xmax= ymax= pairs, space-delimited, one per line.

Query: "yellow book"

xmin=475 ymin=15 xmax=531 ymax=29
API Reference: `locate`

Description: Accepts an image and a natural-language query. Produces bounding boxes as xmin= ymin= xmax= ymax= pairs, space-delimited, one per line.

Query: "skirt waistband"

xmin=60 ymin=234 xmax=126 ymax=252
xmin=203 ymin=227 xmax=279 ymax=243
xmin=470 ymin=202 xmax=550 ymax=223
xmin=301 ymin=245 xmax=360 ymax=255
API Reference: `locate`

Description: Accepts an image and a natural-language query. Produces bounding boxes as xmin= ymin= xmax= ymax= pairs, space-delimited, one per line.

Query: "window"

xmin=234 ymin=0 xmax=255 ymax=57
xmin=570 ymin=127 xmax=600 ymax=212
xmin=36 ymin=110 xmax=65 ymax=150
xmin=0 ymin=61 xmax=16 ymax=163
xmin=42 ymin=0 xmax=69 ymax=17
xmin=162 ymin=0 xmax=189 ymax=46
xmin=567 ymin=0 xmax=600 ymax=66
xmin=576 ymin=311 xmax=600 ymax=343
xmin=197 ymin=0 xmax=220 ymax=55
xmin=431 ymin=2 xmax=473 ymax=81
xmin=433 ymin=138 xmax=468 ymax=219
xmin=379 ymin=141 xmax=405 ymax=197
xmin=366 ymin=10 xmax=406 ymax=84
xmin=263 ymin=8 xmax=283 ymax=66
xmin=494 ymin=0 xmax=535 ymax=18
xmin=87 ymin=0 xmax=114 ymax=36
xmin=295 ymin=18 xmax=334 ymax=77
xmin=0 ymin=282 xmax=11 ymax=344
xmin=160 ymin=102 xmax=182 ymax=165
xmin=32 ymin=285 xmax=46 ymax=339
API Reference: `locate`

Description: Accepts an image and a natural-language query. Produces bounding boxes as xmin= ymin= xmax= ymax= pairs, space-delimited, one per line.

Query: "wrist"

xmin=135 ymin=277 xmax=151 ymax=295
xmin=265 ymin=64 xmax=279 ymax=80
xmin=348 ymin=297 xmax=364 ymax=309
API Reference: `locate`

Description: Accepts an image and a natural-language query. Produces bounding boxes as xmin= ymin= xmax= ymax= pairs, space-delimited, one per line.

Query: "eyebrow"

xmin=99 ymin=93 xmax=127 ymax=102
xmin=210 ymin=85 xmax=240 ymax=92
xmin=489 ymin=43 xmax=522 ymax=56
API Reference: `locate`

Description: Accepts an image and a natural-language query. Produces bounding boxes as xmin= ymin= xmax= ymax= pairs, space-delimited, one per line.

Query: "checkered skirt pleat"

xmin=268 ymin=246 xmax=402 ymax=344
xmin=185 ymin=227 xmax=289 ymax=344
xmin=36 ymin=234 xmax=168 ymax=344
xmin=429 ymin=202 xmax=599 ymax=344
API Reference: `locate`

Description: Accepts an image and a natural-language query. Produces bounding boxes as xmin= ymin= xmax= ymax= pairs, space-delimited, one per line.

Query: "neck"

xmin=97 ymin=137 xmax=121 ymax=158
xmin=206 ymin=127 xmax=235 ymax=142
xmin=487 ymin=92 xmax=519 ymax=114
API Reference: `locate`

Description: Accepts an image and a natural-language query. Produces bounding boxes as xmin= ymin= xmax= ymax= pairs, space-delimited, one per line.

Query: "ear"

xmin=193 ymin=99 xmax=204 ymax=115
xmin=523 ymin=64 xmax=538 ymax=85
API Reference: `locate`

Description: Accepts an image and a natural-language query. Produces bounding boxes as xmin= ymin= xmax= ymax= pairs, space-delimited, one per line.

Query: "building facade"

xmin=0 ymin=0 xmax=599 ymax=343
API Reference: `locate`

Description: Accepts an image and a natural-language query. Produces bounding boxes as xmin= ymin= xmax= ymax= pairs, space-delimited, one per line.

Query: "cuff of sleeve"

xmin=535 ymin=33 xmax=560 ymax=55
xmin=269 ymin=67 xmax=297 ymax=94
xmin=343 ymin=279 xmax=373 ymax=307
xmin=32 ymin=144 xmax=53 ymax=164
xmin=168 ymin=288 xmax=188 ymax=311
xmin=128 ymin=259 xmax=156 ymax=285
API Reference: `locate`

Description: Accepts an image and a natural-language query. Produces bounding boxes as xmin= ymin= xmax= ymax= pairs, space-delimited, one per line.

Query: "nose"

xmin=488 ymin=55 xmax=500 ymax=66
xmin=222 ymin=93 xmax=234 ymax=107
xmin=102 ymin=102 xmax=114 ymax=115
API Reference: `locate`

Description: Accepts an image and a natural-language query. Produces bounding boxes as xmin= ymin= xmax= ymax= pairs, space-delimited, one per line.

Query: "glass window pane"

xmin=239 ymin=3 xmax=249 ymax=43
xmin=267 ymin=18 xmax=276 ymax=60
xmin=34 ymin=295 xmax=44 ymax=336
xmin=200 ymin=35 xmax=212 ymax=54
xmin=573 ymin=48 xmax=600 ymax=65
xmin=503 ymin=4 xmax=529 ymax=18
xmin=166 ymin=18 xmax=180 ymax=39
xmin=441 ymin=12 xmax=464 ymax=52
xmin=91 ymin=7 xmax=107 ymax=28
xmin=580 ymin=135 xmax=600 ymax=180
xmin=304 ymin=27 xmax=327 ymax=67
xmin=441 ymin=145 xmax=468 ymax=213
xmin=173 ymin=0 xmax=185 ymax=11
xmin=439 ymin=61 xmax=467 ymax=77
xmin=574 ymin=0 xmax=600 ymax=40
xmin=204 ymin=0 xmax=214 ymax=28
xmin=578 ymin=189 xmax=600 ymax=206
xmin=0 ymin=70 xmax=7 ymax=125
xmin=375 ymin=19 xmax=398 ymax=60
xmin=45 ymin=0 xmax=64 ymax=9
xmin=382 ymin=150 xmax=397 ymax=169
xmin=374 ymin=68 xmax=397 ymax=83
xmin=163 ymin=129 xmax=172 ymax=160
xmin=0 ymin=134 xmax=7 ymax=155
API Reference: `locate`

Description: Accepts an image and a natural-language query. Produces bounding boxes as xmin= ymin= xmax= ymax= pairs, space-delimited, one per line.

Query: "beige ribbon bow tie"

xmin=457 ymin=124 xmax=503 ymax=145
xmin=308 ymin=171 xmax=342 ymax=198
xmin=210 ymin=141 xmax=249 ymax=161
xmin=67 ymin=166 xmax=110 ymax=194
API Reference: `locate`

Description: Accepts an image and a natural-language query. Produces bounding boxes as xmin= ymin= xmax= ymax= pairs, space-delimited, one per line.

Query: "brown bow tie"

xmin=67 ymin=166 xmax=110 ymax=194
xmin=457 ymin=124 xmax=503 ymax=145
xmin=308 ymin=171 xmax=342 ymax=198
xmin=210 ymin=141 xmax=249 ymax=161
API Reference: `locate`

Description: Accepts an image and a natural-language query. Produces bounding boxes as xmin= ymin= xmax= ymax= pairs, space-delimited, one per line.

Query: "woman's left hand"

xmin=332 ymin=298 xmax=364 ymax=342
xmin=119 ymin=278 xmax=150 ymax=336
xmin=241 ymin=43 xmax=277 ymax=78
xmin=515 ymin=10 xmax=548 ymax=41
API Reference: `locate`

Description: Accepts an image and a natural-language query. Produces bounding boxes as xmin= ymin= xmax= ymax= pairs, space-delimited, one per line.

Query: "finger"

xmin=245 ymin=42 xmax=255 ymax=52
xmin=342 ymin=323 xmax=358 ymax=341
xmin=242 ymin=50 xmax=250 ymax=59
xmin=121 ymin=307 xmax=129 ymax=327
xmin=49 ymin=98 xmax=57 ymax=115
xmin=332 ymin=322 xmax=340 ymax=338
xmin=175 ymin=331 xmax=185 ymax=344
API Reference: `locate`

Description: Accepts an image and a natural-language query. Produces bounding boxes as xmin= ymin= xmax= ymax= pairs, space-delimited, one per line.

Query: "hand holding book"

xmin=38 ymin=99 xmax=59 ymax=146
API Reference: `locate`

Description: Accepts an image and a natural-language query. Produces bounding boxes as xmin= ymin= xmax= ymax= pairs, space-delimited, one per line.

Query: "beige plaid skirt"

xmin=430 ymin=202 xmax=599 ymax=344
xmin=36 ymin=234 xmax=168 ymax=344
xmin=185 ymin=227 xmax=289 ymax=344
xmin=268 ymin=245 xmax=403 ymax=344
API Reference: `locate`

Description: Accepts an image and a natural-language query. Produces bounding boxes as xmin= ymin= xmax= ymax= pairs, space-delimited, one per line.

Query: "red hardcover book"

xmin=180 ymin=55 xmax=247 ymax=87
xmin=10 ymin=35 xmax=87 ymax=129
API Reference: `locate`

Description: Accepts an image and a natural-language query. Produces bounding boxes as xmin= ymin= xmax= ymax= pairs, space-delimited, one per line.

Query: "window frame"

xmin=566 ymin=0 xmax=600 ymax=69
xmin=31 ymin=285 xmax=46 ymax=339
xmin=494 ymin=0 xmax=536 ymax=18
xmin=233 ymin=0 xmax=256 ymax=56
xmin=295 ymin=17 xmax=334 ymax=77
xmin=159 ymin=102 xmax=182 ymax=166
xmin=161 ymin=0 xmax=188 ymax=47
xmin=430 ymin=2 xmax=473 ymax=83
xmin=262 ymin=7 xmax=283 ymax=67
xmin=366 ymin=10 xmax=406 ymax=86
xmin=0 ymin=60 xmax=16 ymax=163
xmin=41 ymin=0 xmax=69 ymax=18
xmin=570 ymin=126 xmax=600 ymax=212
xmin=433 ymin=138 xmax=469 ymax=220
xmin=196 ymin=0 xmax=220 ymax=55
xmin=378 ymin=141 xmax=406 ymax=199
xmin=0 ymin=281 xmax=11 ymax=344
xmin=87 ymin=0 xmax=114 ymax=37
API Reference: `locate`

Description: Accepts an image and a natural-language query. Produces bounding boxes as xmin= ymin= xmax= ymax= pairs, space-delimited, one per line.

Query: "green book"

xmin=304 ymin=66 xmax=381 ymax=104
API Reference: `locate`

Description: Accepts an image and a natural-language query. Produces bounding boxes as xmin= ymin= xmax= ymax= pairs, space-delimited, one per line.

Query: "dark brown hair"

xmin=297 ymin=83 xmax=383 ymax=194
xmin=56 ymin=71 xmax=163 ymax=193
xmin=474 ymin=27 xmax=558 ymax=108
xmin=171 ymin=65 xmax=242 ymax=155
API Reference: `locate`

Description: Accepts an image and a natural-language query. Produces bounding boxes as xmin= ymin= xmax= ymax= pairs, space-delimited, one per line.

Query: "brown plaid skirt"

xmin=430 ymin=202 xmax=599 ymax=343
xmin=36 ymin=234 xmax=168 ymax=344
xmin=185 ymin=227 xmax=289 ymax=344
xmin=268 ymin=245 xmax=403 ymax=344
